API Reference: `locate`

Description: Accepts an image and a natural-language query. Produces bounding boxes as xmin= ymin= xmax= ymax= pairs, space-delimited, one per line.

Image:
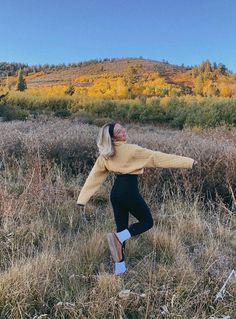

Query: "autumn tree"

xmin=194 ymin=75 xmax=204 ymax=96
xmin=220 ymin=84 xmax=232 ymax=97
xmin=190 ymin=66 xmax=199 ymax=78
xmin=206 ymin=82 xmax=220 ymax=97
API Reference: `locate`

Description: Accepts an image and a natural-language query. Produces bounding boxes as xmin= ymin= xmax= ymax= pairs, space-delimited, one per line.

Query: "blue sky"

xmin=1 ymin=0 xmax=236 ymax=72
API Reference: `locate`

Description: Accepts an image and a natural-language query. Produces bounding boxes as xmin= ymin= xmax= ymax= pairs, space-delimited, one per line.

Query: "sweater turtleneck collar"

xmin=113 ymin=139 xmax=127 ymax=145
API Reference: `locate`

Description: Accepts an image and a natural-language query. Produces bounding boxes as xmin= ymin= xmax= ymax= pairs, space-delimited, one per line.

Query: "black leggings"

xmin=110 ymin=174 xmax=154 ymax=261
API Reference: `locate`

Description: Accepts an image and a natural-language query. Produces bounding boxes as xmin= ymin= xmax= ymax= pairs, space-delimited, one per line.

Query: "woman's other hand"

xmin=77 ymin=204 xmax=88 ymax=223
xmin=193 ymin=160 xmax=198 ymax=167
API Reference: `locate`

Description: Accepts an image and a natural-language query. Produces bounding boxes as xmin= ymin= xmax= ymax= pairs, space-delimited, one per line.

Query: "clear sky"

xmin=1 ymin=0 xmax=235 ymax=72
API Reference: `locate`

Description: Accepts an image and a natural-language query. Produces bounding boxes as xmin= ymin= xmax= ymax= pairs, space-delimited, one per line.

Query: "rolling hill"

xmin=1 ymin=57 xmax=236 ymax=98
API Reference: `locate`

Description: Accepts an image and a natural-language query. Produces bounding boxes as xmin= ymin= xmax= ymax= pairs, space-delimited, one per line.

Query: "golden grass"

xmin=0 ymin=119 xmax=235 ymax=318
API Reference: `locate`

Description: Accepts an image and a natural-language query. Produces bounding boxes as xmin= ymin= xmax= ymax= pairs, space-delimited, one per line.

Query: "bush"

xmin=2 ymin=91 xmax=73 ymax=112
xmin=164 ymin=97 xmax=188 ymax=129
xmin=1 ymin=92 xmax=236 ymax=128
xmin=54 ymin=110 xmax=72 ymax=118
xmin=0 ymin=105 xmax=29 ymax=121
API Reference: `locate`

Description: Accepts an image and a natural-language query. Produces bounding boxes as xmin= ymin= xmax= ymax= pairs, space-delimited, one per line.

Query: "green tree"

xmin=124 ymin=66 xmax=140 ymax=99
xmin=199 ymin=59 xmax=212 ymax=74
xmin=6 ymin=75 xmax=11 ymax=90
xmin=124 ymin=66 xmax=139 ymax=85
xmin=15 ymin=68 xmax=27 ymax=91
xmin=199 ymin=60 xmax=214 ymax=80
xmin=217 ymin=63 xmax=227 ymax=75
xmin=65 ymin=83 xmax=75 ymax=96
xmin=213 ymin=62 xmax=218 ymax=70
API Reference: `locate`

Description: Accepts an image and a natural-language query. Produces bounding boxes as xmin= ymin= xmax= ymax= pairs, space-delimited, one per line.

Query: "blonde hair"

xmin=96 ymin=123 xmax=116 ymax=159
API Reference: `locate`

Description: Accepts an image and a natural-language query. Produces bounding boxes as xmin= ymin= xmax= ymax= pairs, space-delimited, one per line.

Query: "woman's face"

xmin=113 ymin=123 xmax=128 ymax=141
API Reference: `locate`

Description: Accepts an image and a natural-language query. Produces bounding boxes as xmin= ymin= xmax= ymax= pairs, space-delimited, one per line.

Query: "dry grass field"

xmin=0 ymin=118 xmax=235 ymax=318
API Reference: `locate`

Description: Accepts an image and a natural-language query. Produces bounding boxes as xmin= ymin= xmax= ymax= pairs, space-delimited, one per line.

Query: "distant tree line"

xmin=0 ymin=58 xmax=232 ymax=78
xmin=0 ymin=57 xmax=143 ymax=77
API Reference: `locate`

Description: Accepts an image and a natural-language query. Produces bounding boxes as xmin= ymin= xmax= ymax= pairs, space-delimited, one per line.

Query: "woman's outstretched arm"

xmin=77 ymin=155 xmax=109 ymax=206
xmin=134 ymin=145 xmax=195 ymax=169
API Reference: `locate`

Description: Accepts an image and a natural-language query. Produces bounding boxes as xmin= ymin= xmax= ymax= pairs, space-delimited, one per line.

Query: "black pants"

xmin=110 ymin=174 xmax=154 ymax=261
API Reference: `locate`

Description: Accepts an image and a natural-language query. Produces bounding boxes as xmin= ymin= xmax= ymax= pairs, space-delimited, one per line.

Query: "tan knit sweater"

xmin=77 ymin=140 xmax=195 ymax=206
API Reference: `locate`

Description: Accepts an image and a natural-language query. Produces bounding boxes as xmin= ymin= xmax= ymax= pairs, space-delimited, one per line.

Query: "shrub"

xmin=0 ymin=105 xmax=29 ymax=121
xmin=1 ymin=92 xmax=236 ymax=128
xmin=54 ymin=110 xmax=72 ymax=118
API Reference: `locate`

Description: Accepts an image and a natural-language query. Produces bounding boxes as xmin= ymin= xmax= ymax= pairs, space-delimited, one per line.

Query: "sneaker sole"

xmin=106 ymin=233 xmax=122 ymax=262
xmin=115 ymin=271 xmax=127 ymax=276
xmin=114 ymin=268 xmax=128 ymax=276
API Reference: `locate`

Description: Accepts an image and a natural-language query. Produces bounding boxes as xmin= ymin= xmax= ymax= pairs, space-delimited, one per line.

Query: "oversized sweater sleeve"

xmin=134 ymin=145 xmax=194 ymax=169
xmin=77 ymin=155 xmax=109 ymax=206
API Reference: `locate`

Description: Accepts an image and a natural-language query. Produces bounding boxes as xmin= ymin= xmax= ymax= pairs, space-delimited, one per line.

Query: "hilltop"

xmin=1 ymin=57 xmax=190 ymax=85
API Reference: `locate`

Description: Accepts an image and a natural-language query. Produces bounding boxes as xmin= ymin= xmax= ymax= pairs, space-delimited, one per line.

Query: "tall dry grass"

xmin=1 ymin=117 xmax=235 ymax=206
xmin=0 ymin=118 xmax=235 ymax=318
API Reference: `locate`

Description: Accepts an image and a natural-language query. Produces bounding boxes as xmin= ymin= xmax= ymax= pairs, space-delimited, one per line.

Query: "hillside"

xmin=1 ymin=58 xmax=236 ymax=98
xmin=16 ymin=58 xmax=189 ymax=87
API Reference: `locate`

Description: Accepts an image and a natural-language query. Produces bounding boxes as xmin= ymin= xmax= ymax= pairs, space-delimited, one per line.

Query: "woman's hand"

xmin=193 ymin=160 xmax=198 ymax=167
xmin=77 ymin=204 xmax=86 ymax=213
xmin=77 ymin=204 xmax=88 ymax=223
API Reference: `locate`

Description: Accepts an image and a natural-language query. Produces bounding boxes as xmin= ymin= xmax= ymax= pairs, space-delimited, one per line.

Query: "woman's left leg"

xmin=110 ymin=198 xmax=129 ymax=262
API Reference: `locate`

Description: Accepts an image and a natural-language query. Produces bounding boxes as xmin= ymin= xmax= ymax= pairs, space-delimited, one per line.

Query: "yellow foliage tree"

xmin=220 ymin=84 xmax=232 ymax=97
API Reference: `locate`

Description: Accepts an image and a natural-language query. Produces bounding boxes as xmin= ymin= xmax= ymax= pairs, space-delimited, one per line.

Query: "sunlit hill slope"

xmin=1 ymin=57 xmax=236 ymax=99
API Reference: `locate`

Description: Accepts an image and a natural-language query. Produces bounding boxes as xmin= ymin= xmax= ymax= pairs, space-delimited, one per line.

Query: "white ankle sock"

xmin=115 ymin=260 xmax=126 ymax=275
xmin=116 ymin=229 xmax=131 ymax=244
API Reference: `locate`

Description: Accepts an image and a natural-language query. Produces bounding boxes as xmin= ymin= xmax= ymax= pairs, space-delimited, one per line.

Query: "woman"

xmin=77 ymin=122 xmax=197 ymax=276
